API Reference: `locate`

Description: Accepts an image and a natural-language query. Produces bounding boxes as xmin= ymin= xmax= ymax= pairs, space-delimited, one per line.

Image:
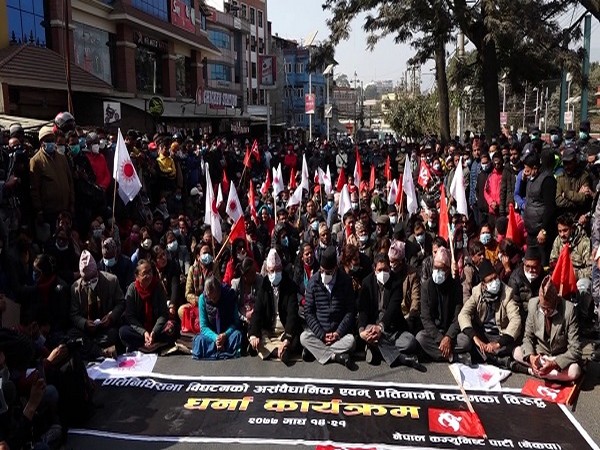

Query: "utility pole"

xmin=581 ymin=14 xmax=592 ymax=122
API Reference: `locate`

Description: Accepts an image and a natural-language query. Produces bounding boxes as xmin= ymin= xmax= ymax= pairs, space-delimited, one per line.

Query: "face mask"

xmin=389 ymin=216 xmax=397 ymax=225
xmin=481 ymin=163 xmax=491 ymax=172
xmin=103 ymin=257 xmax=117 ymax=268
xmin=351 ymin=202 xmax=359 ymax=210
xmin=70 ymin=144 xmax=81 ymax=155
xmin=99 ymin=139 xmax=107 ymax=149
xmin=91 ymin=144 xmax=100 ymax=154
xmin=524 ymin=270 xmax=538 ymax=283
xmin=200 ymin=253 xmax=213 ymax=266
xmin=141 ymin=238 xmax=152 ymax=250
xmin=167 ymin=241 xmax=179 ymax=252
xmin=358 ymin=235 xmax=368 ymax=244
xmin=466 ymin=158 xmax=472 ymax=167
xmin=56 ymin=145 xmax=66 ymax=155
xmin=93 ymin=229 xmax=103 ymax=239
xmin=433 ymin=163 xmax=441 ymax=171
xmin=565 ymin=139 xmax=573 ymax=145
xmin=551 ymin=134 xmax=560 ymax=144
xmin=55 ymin=241 xmax=69 ymax=251
xmin=281 ymin=236 xmax=289 ymax=247
xmin=370 ymin=204 xmax=377 ymax=212
xmin=44 ymin=142 xmax=56 ymax=154
xmin=311 ymin=222 xmax=319 ymax=231
xmin=376 ymin=271 xmax=390 ymax=285
xmin=480 ymin=233 xmax=492 ymax=245
xmin=85 ymin=277 xmax=99 ymax=291
xmin=321 ymin=272 xmax=333 ymax=285
xmin=486 ymin=279 xmax=501 ymax=295
xmin=79 ymin=137 xmax=86 ymax=148
xmin=432 ymin=269 xmax=447 ymax=285
xmin=579 ymin=131 xmax=588 ymax=140
xmin=268 ymin=271 xmax=282 ymax=286
xmin=416 ymin=234 xmax=425 ymax=244
xmin=327 ymin=200 xmax=334 ymax=208
xmin=175 ymin=194 xmax=182 ymax=201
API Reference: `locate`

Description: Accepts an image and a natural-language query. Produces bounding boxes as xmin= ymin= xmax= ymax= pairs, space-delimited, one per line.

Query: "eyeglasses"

xmin=524 ymin=264 xmax=539 ymax=270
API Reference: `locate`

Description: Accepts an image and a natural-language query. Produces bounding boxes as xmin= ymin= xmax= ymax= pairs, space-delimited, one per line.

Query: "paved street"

xmin=67 ymin=350 xmax=600 ymax=449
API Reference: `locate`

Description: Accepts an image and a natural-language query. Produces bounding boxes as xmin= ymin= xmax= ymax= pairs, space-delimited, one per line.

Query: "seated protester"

xmin=130 ymin=229 xmax=153 ymax=265
xmin=512 ymin=276 xmax=583 ymax=381
xmin=462 ymin=240 xmax=486 ymax=304
xmin=152 ymin=244 xmax=182 ymax=312
xmin=479 ymin=223 xmax=500 ymax=264
xmin=495 ymin=238 xmax=522 ymax=283
xmin=300 ymin=246 xmax=356 ymax=368
xmin=179 ymin=244 xmax=214 ymax=330
xmin=371 ymin=214 xmax=391 ymax=243
xmin=355 ymin=220 xmax=374 ymax=261
xmin=420 ymin=236 xmax=448 ymax=284
xmin=70 ymin=250 xmax=125 ymax=359
xmin=271 ymin=224 xmax=296 ymax=271
xmin=340 ymin=244 xmax=372 ymax=297
xmin=458 ymin=259 xmax=522 ymax=366
xmin=550 ymin=214 xmax=592 ymax=281
xmin=292 ymin=243 xmax=319 ymax=319
xmin=231 ymin=257 xmax=263 ymax=331
xmin=192 ymin=277 xmax=242 ymax=360
xmin=416 ymin=248 xmax=470 ymax=362
xmin=407 ymin=221 xmax=434 ymax=276
xmin=165 ymin=230 xmax=190 ymax=277
xmin=97 ymin=237 xmax=134 ymax=294
xmin=315 ymin=222 xmax=333 ymax=264
xmin=121 ymin=224 xmax=141 ymax=258
xmin=249 ymin=249 xmax=301 ymax=363
xmin=119 ymin=260 xmax=179 ymax=353
xmin=46 ymin=226 xmax=80 ymax=285
xmin=508 ymin=246 xmax=546 ymax=320
xmin=358 ymin=253 xmax=423 ymax=370
xmin=302 ymin=216 xmax=321 ymax=248
xmin=335 ymin=212 xmax=356 ymax=251
xmin=223 ymin=238 xmax=251 ymax=285
xmin=245 ymin=220 xmax=265 ymax=269
xmin=389 ymin=241 xmax=422 ymax=334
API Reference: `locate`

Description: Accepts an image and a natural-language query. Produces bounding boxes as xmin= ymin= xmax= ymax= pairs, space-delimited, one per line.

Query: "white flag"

xmin=216 ymin=183 xmax=224 ymax=208
xmin=353 ymin=160 xmax=361 ymax=188
xmin=387 ymin=179 xmax=398 ymax=206
xmin=272 ymin=163 xmax=285 ymax=197
xmin=113 ymin=128 xmax=142 ymax=204
xmin=287 ymin=184 xmax=303 ymax=208
xmin=301 ymin=154 xmax=310 ymax=191
xmin=324 ymin=166 xmax=332 ymax=196
xmin=314 ymin=169 xmax=320 ymax=186
xmin=204 ymin=169 xmax=222 ymax=243
xmin=450 ymin=157 xmax=469 ymax=219
xmin=402 ymin=158 xmax=418 ymax=215
xmin=338 ymin=184 xmax=351 ymax=218
xmin=225 ymin=183 xmax=243 ymax=223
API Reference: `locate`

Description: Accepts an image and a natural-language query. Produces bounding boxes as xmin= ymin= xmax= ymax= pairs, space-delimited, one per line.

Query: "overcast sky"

xmin=268 ymin=0 xmax=600 ymax=90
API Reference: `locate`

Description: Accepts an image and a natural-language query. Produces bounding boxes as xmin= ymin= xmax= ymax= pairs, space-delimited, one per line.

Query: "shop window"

xmin=135 ymin=47 xmax=163 ymax=94
xmin=7 ymin=0 xmax=46 ymax=46
xmin=73 ymin=22 xmax=112 ymax=85
xmin=209 ymin=63 xmax=232 ymax=82
xmin=208 ymin=29 xmax=231 ymax=50
xmin=131 ymin=0 xmax=168 ymax=21
xmin=175 ymin=55 xmax=192 ymax=97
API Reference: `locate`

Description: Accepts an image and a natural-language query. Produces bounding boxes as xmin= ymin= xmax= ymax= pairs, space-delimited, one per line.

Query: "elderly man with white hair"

xmin=70 ymin=250 xmax=125 ymax=359
xmin=248 ymin=249 xmax=301 ymax=364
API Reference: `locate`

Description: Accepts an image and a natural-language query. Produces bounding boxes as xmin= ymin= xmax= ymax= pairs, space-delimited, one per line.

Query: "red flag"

xmin=289 ymin=167 xmax=297 ymax=190
xmin=506 ymin=204 xmax=524 ymax=246
xmin=222 ymin=169 xmax=229 ymax=195
xmin=521 ymin=378 xmax=575 ymax=404
xmin=229 ymin=216 xmax=246 ymax=242
xmin=251 ymin=139 xmax=260 ymax=161
xmin=368 ymin=164 xmax=376 ymax=191
xmin=551 ymin=244 xmax=578 ymax=299
xmin=418 ymin=159 xmax=432 ymax=188
xmin=439 ymin=184 xmax=449 ymax=241
xmin=243 ymin=147 xmax=252 ymax=168
xmin=384 ymin=154 xmax=391 ymax=181
xmin=249 ymin=180 xmax=258 ymax=223
xmin=428 ymin=408 xmax=486 ymax=438
xmin=336 ymin=168 xmax=346 ymax=192
xmin=260 ymin=168 xmax=271 ymax=195
xmin=396 ymin=175 xmax=404 ymax=206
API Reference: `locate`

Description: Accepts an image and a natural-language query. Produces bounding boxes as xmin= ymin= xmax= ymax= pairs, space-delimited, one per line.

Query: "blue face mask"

xmin=551 ymin=134 xmax=560 ymax=144
xmin=69 ymin=144 xmax=81 ymax=155
xmin=281 ymin=236 xmax=289 ymax=247
xmin=579 ymin=131 xmax=588 ymax=140
xmin=103 ymin=257 xmax=117 ymax=268
xmin=44 ymin=142 xmax=56 ymax=154
xmin=200 ymin=253 xmax=213 ymax=266
xmin=480 ymin=232 xmax=492 ymax=245
xmin=32 ymin=271 xmax=40 ymax=283
xmin=79 ymin=137 xmax=87 ymax=148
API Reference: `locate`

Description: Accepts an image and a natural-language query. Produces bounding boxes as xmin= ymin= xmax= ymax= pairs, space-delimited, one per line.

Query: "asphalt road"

xmin=66 ymin=347 xmax=600 ymax=450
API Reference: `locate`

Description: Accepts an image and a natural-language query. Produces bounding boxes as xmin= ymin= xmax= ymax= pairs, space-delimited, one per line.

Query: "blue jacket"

xmin=469 ymin=160 xmax=481 ymax=206
xmin=199 ymin=284 xmax=240 ymax=342
xmin=304 ymin=270 xmax=355 ymax=340
xmin=514 ymin=170 xmax=526 ymax=211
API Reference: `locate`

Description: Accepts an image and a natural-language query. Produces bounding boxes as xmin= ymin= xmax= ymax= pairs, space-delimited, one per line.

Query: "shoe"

xmin=509 ymin=360 xmax=531 ymax=375
xmin=455 ymin=352 xmax=473 ymax=367
xmin=404 ymin=355 xmax=427 ymax=373
xmin=102 ymin=345 xmax=117 ymax=359
xmin=333 ymin=353 xmax=356 ymax=370
xmin=280 ymin=348 xmax=290 ymax=365
xmin=490 ymin=355 xmax=512 ymax=369
xmin=365 ymin=347 xmax=381 ymax=365
xmin=302 ymin=348 xmax=315 ymax=362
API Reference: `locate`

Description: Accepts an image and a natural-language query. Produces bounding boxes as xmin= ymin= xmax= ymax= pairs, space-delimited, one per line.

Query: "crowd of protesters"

xmin=0 ymin=110 xmax=599 ymax=448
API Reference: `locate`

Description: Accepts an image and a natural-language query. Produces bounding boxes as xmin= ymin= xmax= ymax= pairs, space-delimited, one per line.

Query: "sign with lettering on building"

xmin=196 ymin=87 xmax=238 ymax=109
xmin=133 ymin=31 xmax=168 ymax=52
xmin=170 ymin=0 xmax=196 ymax=33
xmin=258 ymin=55 xmax=277 ymax=88
xmin=148 ymin=97 xmax=165 ymax=116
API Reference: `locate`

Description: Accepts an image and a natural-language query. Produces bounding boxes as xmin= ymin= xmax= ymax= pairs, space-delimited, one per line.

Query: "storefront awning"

xmin=0 ymin=114 xmax=51 ymax=131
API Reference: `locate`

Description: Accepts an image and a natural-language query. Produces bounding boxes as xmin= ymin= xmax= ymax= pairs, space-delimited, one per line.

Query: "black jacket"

xmin=508 ymin=264 xmax=546 ymax=313
xmin=249 ymin=273 xmax=300 ymax=340
xmin=304 ymin=270 xmax=355 ymax=340
xmin=357 ymin=273 xmax=408 ymax=334
xmin=124 ymin=281 xmax=169 ymax=336
xmin=420 ymin=276 xmax=463 ymax=341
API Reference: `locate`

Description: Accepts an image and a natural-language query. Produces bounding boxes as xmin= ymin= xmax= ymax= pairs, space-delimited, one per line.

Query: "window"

xmin=73 ymin=22 xmax=112 ymax=85
xmin=284 ymin=63 xmax=292 ymax=74
xmin=295 ymin=63 xmax=304 ymax=73
xmin=7 ymin=0 xmax=46 ymax=46
xmin=135 ymin=47 xmax=162 ymax=94
xmin=208 ymin=29 xmax=231 ymax=50
xmin=131 ymin=0 xmax=168 ymax=21
xmin=208 ymin=63 xmax=232 ymax=82
xmin=258 ymin=38 xmax=264 ymax=54
xmin=251 ymin=62 xmax=257 ymax=78
xmin=258 ymin=10 xmax=263 ymax=28
xmin=241 ymin=4 xmax=247 ymax=19
xmin=250 ymin=35 xmax=256 ymax=52
xmin=249 ymin=7 xmax=255 ymax=25
xmin=199 ymin=11 xmax=207 ymax=30
xmin=296 ymin=87 xmax=304 ymax=97
xmin=175 ymin=55 xmax=192 ymax=97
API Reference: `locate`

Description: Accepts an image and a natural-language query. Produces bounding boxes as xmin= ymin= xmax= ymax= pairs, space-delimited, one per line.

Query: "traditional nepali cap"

xmin=478 ymin=259 xmax=496 ymax=280
xmin=38 ymin=125 xmax=54 ymax=141
xmin=320 ymin=246 xmax=337 ymax=270
xmin=266 ymin=248 xmax=282 ymax=269
xmin=434 ymin=247 xmax=451 ymax=267
xmin=79 ymin=250 xmax=98 ymax=278
xmin=539 ymin=275 xmax=558 ymax=303
xmin=524 ymin=246 xmax=542 ymax=261
xmin=388 ymin=240 xmax=405 ymax=260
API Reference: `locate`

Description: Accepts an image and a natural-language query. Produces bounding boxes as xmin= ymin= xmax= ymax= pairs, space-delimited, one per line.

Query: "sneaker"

xmin=509 ymin=360 xmax=531 ymax=375
xmin=455 ymin=352 xmax=473 ymax=367
xmin=403 ymin=355 xmax=427 ymax=373
xmin=302 ymin=348 xmax=315 ymax=362
xmin=280 ymin=348 xmax=291 ymax=366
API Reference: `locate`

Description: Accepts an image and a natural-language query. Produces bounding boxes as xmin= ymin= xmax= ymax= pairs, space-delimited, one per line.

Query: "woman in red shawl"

xmin=119 ymin=260 xmax=179 ymax=352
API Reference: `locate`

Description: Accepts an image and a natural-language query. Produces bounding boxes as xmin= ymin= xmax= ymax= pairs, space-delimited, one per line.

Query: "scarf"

xmin=157 ymin=154 xmax=176 ymax=177
xmin=37 ymin=275 xmax=57 ymax=305
xmin=135 ymin=277 xmax=158 ymax=331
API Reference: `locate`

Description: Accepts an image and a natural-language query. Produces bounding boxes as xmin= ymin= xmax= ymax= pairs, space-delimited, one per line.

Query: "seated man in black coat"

xmin=358 ymin=253 xmax=424 ymax=370
xmin=249 ymin=249 xmax=300 ymax=364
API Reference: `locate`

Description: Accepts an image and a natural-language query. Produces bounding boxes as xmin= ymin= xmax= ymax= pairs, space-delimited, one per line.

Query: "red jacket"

xmin=483 ymin=169 xmax=502 ymax=214
xmin=86 ymin=152 xmax=111 ymax=190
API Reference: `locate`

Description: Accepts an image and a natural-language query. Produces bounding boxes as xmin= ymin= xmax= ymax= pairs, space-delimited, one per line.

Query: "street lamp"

xmin=533 ymin=87 xmax=539 ymax=127
xmin=304 ymin=30 xmax=318 ymax=142
xmin=499 ymin=73 xmax=507 ymax=113
xmin=323 ymin=63 xmax=336 ymax=141
xmin=566 ymin=72 xmax=573 ymax=130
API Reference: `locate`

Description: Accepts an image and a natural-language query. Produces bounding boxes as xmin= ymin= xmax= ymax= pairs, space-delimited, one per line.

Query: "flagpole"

xmin=214 ymin=217 xmax=242 ymax=262
xmin=111 ymin=178 xmax=118 ymax=234
xmin=448 ymin=365 xmax=488 ymax=439
xmin=448 ymin=224 xmax=457 ymax=279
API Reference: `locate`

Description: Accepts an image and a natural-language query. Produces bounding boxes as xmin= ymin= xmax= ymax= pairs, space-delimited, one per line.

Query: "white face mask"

xmin=268 ymin=271 xmax=282 ymax=286
xmin=432 ymin=269 xmax=447 ymax=285
xmin=91 ymin=143 xmax=100 ymax=154
xmin=376 ymin=271 xmax=390 ymax=285
xmin=486 ymin=279 xmax=501 ymax=295
xmin=389 ymin=216 xmax=397 ymax=225
xmin=85 ymin=277 xmax=99 ymax=291
xmin=321 ymin=272 xmax=333 ymax=285
xmin=359 ymin=235 xmax=368 ymax=244
xmin=524 ymin=270 xmax=538 ymax=283
xmin=56 ymin=145 xmax=66 ymax=155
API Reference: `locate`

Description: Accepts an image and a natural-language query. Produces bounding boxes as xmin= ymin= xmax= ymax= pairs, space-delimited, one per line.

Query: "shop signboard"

xmin=170 ymin=0 xmax=196 ymax=33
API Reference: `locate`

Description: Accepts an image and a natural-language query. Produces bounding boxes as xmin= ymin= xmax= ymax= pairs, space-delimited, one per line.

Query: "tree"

xmin=335 ymin=73 xmax=350 ymax=88
xmin=323 ymin=0 xmax=454 ymax=143
xmin=363 ymin=84 xmax=379 ymax=101
xmin=384 ymin=92 xmax=440 ymax=140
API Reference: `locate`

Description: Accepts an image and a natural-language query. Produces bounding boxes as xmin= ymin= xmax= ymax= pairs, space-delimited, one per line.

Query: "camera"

xmin=64 ymin=337 xmax=84 ymax=353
